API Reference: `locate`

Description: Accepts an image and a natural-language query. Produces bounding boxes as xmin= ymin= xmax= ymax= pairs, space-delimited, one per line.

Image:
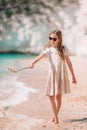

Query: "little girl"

xmin=8 ymin=29 xmax=77 ymax=124
xmin=29 ymin=29 xmax=77 ymax=124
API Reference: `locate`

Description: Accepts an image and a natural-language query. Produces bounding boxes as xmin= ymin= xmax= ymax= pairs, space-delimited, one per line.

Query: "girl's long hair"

xmin=44 ymin=29 xmax=65 ymax=60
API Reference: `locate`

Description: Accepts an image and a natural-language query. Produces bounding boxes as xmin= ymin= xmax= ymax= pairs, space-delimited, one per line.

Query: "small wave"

xmin=0 ymin=78 xmax=37 ymax=107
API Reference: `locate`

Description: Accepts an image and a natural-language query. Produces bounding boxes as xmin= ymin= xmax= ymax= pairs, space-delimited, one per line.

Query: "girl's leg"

xmin=49 ymin=96 xmax=58 ymax=124
xmin=52 ymin=93 xmax=62 ymax=123
xmin=55 ymin=93 xmax=62 ymax=117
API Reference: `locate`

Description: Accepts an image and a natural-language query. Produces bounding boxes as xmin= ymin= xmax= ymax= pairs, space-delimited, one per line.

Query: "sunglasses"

xmin=49 ymin=37 xmax=57 ymax=41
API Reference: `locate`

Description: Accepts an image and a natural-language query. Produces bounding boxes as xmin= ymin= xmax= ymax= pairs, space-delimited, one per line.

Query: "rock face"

xmin=0 ymin=0 xmax=87 ymax=56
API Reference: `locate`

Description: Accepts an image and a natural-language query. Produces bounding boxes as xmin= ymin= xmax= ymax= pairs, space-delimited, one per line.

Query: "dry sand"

xmin=0 ymin=56 xmax=87 ymax=130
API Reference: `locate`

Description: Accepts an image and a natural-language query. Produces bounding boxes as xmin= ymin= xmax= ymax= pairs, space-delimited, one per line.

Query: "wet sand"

xmin=0 ymin=56 xmax=87 ymax=130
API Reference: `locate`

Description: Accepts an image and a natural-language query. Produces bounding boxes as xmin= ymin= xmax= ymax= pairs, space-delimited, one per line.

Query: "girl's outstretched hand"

xmin=29 ymin=63 xmax=34 ymax=69
xmin=72 ymin=76 xmax=77 ymax=84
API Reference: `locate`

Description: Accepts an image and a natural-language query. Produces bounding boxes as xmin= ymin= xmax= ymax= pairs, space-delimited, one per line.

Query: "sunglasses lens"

xmin=49 ymin=37 xmax=52 ymax=40
xmin=49 ymin=37 xmax=57 ymax=41
xmin=53 ymin=38 xmax=57 ymax=41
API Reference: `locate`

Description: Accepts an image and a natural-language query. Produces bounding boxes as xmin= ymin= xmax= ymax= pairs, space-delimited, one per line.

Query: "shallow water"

xmin=0 ymin=53 xmax=45 ymax=130
xmin=0 ymin=53 xmax=37 ymax=108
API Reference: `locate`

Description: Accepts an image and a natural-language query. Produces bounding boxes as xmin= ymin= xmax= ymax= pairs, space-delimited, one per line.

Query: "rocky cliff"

xmin=0 ymin=0 xmax=87 ymax=56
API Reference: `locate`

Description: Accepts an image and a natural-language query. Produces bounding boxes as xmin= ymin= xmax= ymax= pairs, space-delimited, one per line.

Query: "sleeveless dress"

xmin=43 ymin=47 xmax=70 ymax=96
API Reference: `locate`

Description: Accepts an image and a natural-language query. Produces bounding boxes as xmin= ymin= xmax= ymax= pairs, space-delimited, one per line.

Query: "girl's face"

xmin=49 ymin=33 xmax=60 ymax=48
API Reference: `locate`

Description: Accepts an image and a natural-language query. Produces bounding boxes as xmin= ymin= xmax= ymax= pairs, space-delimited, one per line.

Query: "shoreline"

xmin=0 ymin=56 xmax=87 ymax=130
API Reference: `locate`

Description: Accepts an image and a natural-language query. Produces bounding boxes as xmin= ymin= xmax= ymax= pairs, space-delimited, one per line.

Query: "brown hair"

xmin=44 ymin=29 xmax=65 ymax=59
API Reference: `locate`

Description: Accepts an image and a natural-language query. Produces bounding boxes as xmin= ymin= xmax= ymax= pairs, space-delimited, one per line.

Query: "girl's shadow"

xmin=65 ymin=117 xmax=87 ymax=124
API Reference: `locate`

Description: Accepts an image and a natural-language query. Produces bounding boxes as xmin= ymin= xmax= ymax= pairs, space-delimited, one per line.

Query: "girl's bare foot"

xmin=52 ymin=117 xmax=55 ymax=122
xmin=51 ymin=117 xmax=59 ymax=124
xmin=54 ymin=118 xmax=59 ymax=124
xmin=48 ymin=117 xmax=59 ymax=124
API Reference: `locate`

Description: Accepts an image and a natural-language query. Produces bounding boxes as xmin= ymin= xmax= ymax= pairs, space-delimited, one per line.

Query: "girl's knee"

xmin=49 ymin=95 xmax=55 ymax=101
xmin=56 ymin=93 xmax=62 ymax=100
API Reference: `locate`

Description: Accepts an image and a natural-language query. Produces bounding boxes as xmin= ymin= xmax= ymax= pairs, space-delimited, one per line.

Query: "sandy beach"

xmin=0 ymin=56 xmax=87 ymax=130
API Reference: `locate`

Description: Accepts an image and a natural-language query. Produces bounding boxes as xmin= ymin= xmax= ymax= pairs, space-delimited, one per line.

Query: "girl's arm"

xmin=64 ymin=55 xmax=77 ymax=84
xmin=8 ymin=53 xmax=46 ymax=73
xmin=29 ymin=53 xmax=46 ymax=69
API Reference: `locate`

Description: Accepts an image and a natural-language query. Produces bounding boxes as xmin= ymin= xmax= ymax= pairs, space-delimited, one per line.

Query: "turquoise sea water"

xmin=0 ymin=53 xmax=37 ymax=59
xmin=0 ymin=53 xmax=37 ymax=78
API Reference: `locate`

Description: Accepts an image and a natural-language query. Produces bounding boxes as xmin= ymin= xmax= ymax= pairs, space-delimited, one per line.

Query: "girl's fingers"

xmin=29 ymin=64 xmax=34 ymax=69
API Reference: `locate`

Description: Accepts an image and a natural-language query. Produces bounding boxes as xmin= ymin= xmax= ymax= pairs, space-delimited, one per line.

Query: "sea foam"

xmin=0 ymin=78 xmax=37 ymax=107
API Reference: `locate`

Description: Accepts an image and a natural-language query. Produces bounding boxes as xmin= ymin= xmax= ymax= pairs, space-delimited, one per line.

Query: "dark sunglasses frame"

xmin=49 ymin=37 xmax=57 ymax=41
